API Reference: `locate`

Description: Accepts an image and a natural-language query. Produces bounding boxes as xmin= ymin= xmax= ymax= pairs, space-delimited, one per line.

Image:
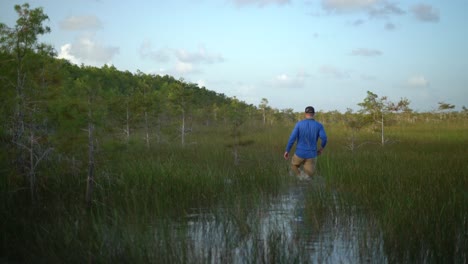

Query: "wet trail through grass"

xmin=171 ymin=177 xmax=387 ymax=263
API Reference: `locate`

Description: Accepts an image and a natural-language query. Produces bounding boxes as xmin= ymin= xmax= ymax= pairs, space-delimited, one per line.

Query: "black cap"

xmin=305 ymin=106 xmax=315 ymax=113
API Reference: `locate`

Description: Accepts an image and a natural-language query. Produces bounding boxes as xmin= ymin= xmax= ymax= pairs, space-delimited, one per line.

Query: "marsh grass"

xmin=1 ymin=119 xmax=466 ymax=262
xmin=1 ymin=123 xmax=293 ymax=262
xmin=318 ymin=120 xmax=468 ymax=263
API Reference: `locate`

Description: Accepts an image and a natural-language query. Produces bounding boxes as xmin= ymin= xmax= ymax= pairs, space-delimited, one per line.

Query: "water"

xmin=172 ymin=176 xmax=388 ymax=263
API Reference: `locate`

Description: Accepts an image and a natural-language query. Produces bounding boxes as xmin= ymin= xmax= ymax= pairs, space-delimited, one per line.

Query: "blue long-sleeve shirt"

xmin=285 ymin=118 xmax=327 ymax=159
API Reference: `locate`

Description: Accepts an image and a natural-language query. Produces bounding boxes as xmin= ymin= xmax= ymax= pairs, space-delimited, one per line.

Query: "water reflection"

xmin=178 ymin=177 xmax=387 ymax=263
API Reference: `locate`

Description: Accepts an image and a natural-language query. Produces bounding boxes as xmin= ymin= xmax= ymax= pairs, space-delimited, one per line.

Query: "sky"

xmin=1 ymin=0 xmax=467 ymax=112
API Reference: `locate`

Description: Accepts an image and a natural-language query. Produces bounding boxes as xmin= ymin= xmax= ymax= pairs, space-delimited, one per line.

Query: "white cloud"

xmin=351 ymin=48 xmax=382 ymax=57
xmin=270 ymin=71 xmax=308 ymax=88
xmin=156 ymin=68 xmax=167 ymax=75
xmin=139 ymin=42 xmax=222 ymax=76
xmin=175 ymin=61 xmax=194 ymax=74
xmin=57 ymin=34 xmax=119 ymax=65
xmin=139 ymin=41 xmax=224 ymax=71
xmin=60 ymin=15 xmax=102 ymax=31
xmin=57 ymin=15 xmax=117 ymax=66
xmin=407 ymin=75 xmax=429 ymax=87
xmin=196 ymin=79 xmax=206 ymax=88
xmin=57 ymin=44 xmax=80 ymax=64
xmin=321 ymin=0 xmax=378 ymax=12
xmin=411 ymin=4 xmax=439 ymax=22
xmin=232 ymin=0 xmax=290 ymax=7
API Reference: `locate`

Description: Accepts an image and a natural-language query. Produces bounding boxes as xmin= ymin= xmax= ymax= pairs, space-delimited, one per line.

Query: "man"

xmin=284 ymin=106 xmax=327 ymax=179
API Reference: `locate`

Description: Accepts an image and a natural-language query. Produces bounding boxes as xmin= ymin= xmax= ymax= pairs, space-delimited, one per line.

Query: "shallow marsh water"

xmin=168 ymin=176 xmax=388 ymax=263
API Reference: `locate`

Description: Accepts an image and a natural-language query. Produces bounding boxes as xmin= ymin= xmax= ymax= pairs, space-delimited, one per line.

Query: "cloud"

xmin=320 ymin=1 xmax=407 ymax=36
xmin=138 ymin=42 xmax=223 ymax=76
xmin=138 ymin=40 xmax=225 ymax=77
xmin=322 ymin=0 xmax=405 ymax=29
xmin=232 ymin=0 xmax=290 ymax=7
xmin=175 ymin=47 xmax=224 ymax=64
xmin=367 ymin=1 xmax=405 ymax=18
xmin=57 ymin=44 xmax=80 ymax=64
xmin=57 ymin=34 xmax=119 ymax=65
xmin=318 ymin=65 xmax=350 ymax=79
xmin=321 ymin=0 xmax=378 ymax=12
xmin=411 ymin=4 xmax=439 ymax=22
xmin=407 ymin=75 xmax=429 ymax=87
xmin=149 ymin=62 xmax=201 ymax=77
xmin=60 ymin=15 xmax=102 ymax=31
xmin=351 ymin=48 xmax=382 ymax=57
xmin=58 ymin=15 xmax=118 ymax=66
xmin=139 ymin=42 xmax=224 ymax=64
xmin=175 ymin=61 xmax=196 ymax=74
xmin=270 ymin=72 xmax=307 ymax=88
xmin=139 ymin=40 xmax=170 ymax=62
xmin=170 ymin=46 xmax=225 ymax=75
xmin=151 ymin=68 xmax=168 ymax=76
xmin=196 ymin=79 xmax=206 ymax=88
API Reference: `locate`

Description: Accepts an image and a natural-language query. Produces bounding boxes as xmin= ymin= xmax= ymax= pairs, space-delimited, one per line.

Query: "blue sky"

xmin=1 ymin=0 xmax=467 ymax=112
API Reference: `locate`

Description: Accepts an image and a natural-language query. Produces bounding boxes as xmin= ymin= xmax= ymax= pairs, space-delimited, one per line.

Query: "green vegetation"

xmin=318 ymin=121 xmax=467 ymax=263
xmin=1 ymin=3 xmax=467 ymax=263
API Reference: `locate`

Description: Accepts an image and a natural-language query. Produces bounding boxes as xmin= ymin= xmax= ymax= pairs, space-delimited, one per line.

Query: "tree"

xmin=258 ymin=98 xmax=269 ymax=125
xmin=358 ymin=91 xmax=411 ymax=146
xmin=51 ymin=65 xmax=108 ymax=208
xmin=0 ymin=3 xmax=51 ymax=144
xmin=438 ymin=102 xmax=455 ymax=111
xmin=343 ymin=108 xmax=370 ymax=151
xmin=135 ymin=72 xmax=154 ymax=148
xmin=280 ymin=108 xmax=296 ymax=124
xmin=168 ymin=80 xmax=193 ymax=146
xmin=437 ymin=101 xmax=455 ymax=119
xmin=0 ymin=3 xmax=52 ymax=203
xmin=73 ymin=68 xmax=105 ymax=208
xmin=224 ymin=97 xmax=253 ymax=165
xmin=104 ymin=69 xmax=137 ymax=144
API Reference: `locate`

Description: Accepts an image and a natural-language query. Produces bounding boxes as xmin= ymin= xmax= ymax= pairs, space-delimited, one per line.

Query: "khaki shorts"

xmin=291 ymin=154 xmax=317 ymax=177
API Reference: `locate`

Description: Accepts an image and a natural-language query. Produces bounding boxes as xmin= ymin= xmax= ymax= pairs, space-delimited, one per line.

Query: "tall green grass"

xmin=1 ymin=119 xmax=466 ymax=262
xmin=318 ymin=121 xmax=468 ymax=263
xmin=1 ymin=123 xmax=292 ymax=262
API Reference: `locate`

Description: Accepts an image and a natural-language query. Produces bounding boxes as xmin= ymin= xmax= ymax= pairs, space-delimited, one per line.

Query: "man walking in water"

xmin=284 ymin=106 xmax=327 ymax=179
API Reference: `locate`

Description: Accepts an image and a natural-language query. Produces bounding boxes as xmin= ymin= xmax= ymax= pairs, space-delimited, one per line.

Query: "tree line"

xmin=0 ymin=3 xmax=263 ymax=205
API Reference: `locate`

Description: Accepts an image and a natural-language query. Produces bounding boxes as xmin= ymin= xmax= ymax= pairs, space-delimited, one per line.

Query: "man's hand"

xmin=318 ymin=148 xmax=324 ymax=155
xmin=283 ymin=151 xmax=289 ymax=160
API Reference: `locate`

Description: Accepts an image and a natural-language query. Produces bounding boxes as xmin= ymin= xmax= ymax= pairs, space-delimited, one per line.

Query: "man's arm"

xmin=284 ymin=124 xmax=299 ymax=159
xmin=318 ymin=125 xmax=327 ymax=155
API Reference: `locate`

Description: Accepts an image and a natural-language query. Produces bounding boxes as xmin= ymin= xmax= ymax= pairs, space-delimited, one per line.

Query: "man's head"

xmin=305 ymin=106 xmax=315 ymax=114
